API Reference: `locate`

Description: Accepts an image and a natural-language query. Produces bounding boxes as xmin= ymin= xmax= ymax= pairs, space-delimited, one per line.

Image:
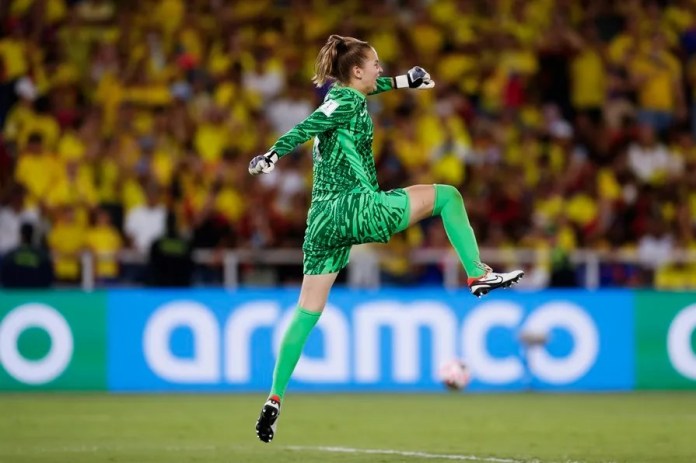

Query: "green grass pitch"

xmin=1 ymin=393 xmax=695 ymax=463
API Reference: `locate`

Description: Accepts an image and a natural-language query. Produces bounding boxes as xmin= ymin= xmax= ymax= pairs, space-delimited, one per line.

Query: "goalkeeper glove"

xmin=248 ymin=151 xmax=279 ymax=175
xmin=394 ymin=66 xmax=435 ymax=90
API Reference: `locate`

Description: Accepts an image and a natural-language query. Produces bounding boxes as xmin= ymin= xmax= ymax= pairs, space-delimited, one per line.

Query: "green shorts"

xmin=302 ymin=189 xmax=410 ymax=275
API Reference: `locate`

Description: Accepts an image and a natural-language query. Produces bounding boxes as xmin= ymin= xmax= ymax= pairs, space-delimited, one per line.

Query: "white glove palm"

xmin=248 ymin=151 xmax=279 ymax=175
xmin=395 ymin=66 xmax=435 ymax=90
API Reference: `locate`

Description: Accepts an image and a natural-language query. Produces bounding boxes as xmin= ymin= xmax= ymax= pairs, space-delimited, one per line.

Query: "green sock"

xmin=270 ymin=306 xmax=321 ymax=400
xmin=432 ymin=184 xmax=486 ymax=278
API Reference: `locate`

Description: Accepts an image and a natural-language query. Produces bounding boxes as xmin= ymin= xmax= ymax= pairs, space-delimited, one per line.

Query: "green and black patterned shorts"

xmin=302 ymin=189 xmax=410 ymax=275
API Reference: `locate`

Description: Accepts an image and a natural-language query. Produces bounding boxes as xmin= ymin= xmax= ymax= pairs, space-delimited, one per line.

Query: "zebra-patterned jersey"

xmin=270 ymin=77 xmax=393 ymax=201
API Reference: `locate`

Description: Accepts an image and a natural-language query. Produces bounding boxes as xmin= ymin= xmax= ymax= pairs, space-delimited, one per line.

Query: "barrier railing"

xmin=72 ymin=247 xmax=696 ymax=291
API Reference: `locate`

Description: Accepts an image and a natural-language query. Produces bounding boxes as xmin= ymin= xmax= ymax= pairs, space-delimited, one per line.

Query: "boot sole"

xmin=471 ymin=271 xmax=525 ymax=298
xmin=256 ymin=404 xmax=279 ymax=443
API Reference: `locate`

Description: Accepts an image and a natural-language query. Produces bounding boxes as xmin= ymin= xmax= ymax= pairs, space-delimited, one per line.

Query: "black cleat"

xmin=256 ymin=395 xmax=281 ymax=443
xmin=468 ymin=268 xmax=524 ymax=298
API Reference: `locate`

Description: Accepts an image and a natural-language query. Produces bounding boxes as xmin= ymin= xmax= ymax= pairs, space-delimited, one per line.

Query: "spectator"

xmin=2 ymin=75 xmax=35 ymax=145
xmin=147 ymin=212 xmax=193 ymax=287
xmin=13 ymin=132 xmax=61 ymax=208
xmin=549 ymin=247 xmax=578 ymax=288
xmin=627 ymin=123 xmax=675 ymax=185
xmin=47 ymin=206 xmax=85 ymax=283
xmin=124 ymin=184 xmax=166 ymax=255
xmin=1 ymin=223 xmax=53 ymax=288
xmin=629 ymin=31 xmax=685 ymax=135
xmin=0 ymin=186 xmax=39 ymax=257
xmin=242 ymin=47 xmax=285 ymax=103
xmin=86 ymin=208 xmax=123 ymax=284
xmin=266 ymin=78 xmax=314 ymax=135
xmin=637 ymin=218 xmax=674 ymax=270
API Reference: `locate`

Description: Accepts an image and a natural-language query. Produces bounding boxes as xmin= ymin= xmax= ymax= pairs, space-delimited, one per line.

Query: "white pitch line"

xmin=285 ymin=445 xmax=527 ymax=463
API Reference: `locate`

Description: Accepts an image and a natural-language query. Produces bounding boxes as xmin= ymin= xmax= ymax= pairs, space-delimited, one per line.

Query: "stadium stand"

xmin=1 ymin=0 xmax=696 ymax=289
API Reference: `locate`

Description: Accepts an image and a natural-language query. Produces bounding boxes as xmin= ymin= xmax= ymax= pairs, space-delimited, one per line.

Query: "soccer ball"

xmin=438 ymin=359 xmax=471 ymax=391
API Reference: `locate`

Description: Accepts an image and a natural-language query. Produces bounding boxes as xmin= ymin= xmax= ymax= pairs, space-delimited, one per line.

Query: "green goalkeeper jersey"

xmin=270 ymin=77 xmax=393 ymax=201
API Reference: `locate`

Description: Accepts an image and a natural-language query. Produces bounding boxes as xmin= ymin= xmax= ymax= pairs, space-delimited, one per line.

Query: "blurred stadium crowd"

xmin=1 ymin=0 xmax=696 ymax=289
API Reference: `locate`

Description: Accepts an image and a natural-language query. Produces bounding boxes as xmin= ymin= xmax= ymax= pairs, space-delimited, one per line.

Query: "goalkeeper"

xmin=250 ymin=34 xmax=524 ymax=443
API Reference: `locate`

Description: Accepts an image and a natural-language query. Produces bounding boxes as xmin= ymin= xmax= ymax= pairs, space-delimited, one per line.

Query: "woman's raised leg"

xmin=403 ymin=184 xmax=524 ymax=296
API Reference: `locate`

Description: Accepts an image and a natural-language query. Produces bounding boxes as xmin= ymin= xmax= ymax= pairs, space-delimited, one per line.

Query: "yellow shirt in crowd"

xmin=14 ymin=152 xmax=61 ymax=206
xmin=86 ymin=225 xmax=123 ymax=279
xmin=571 ymin=48 xmax=606 ymax=109
xmin=630 ymin=51 xmax=681 ymax=111
xmin=48 ymin=220 xmax=85 ymax=281
xmin=0 ymin=37 xmax=28 ymax=81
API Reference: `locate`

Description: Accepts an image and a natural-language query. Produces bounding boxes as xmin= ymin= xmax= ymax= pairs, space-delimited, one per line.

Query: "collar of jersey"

xmin=335 ymin=84 xmax=367 ymax=100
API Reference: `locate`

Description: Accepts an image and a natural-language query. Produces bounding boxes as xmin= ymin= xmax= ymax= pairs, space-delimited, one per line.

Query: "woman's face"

xmin=355 ymin=47 xmax=383 ymax=93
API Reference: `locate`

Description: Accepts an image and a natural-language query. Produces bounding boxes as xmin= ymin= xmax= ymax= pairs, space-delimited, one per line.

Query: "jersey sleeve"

xmin=270 ymin=91 xmax=359 ymax=158
xmin=368 ymin=76 xmax=394 ymax=95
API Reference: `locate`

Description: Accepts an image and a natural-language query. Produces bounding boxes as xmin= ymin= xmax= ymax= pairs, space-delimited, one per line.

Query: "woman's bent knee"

xmin=436 ymin=184 xmax=462 ymax=202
